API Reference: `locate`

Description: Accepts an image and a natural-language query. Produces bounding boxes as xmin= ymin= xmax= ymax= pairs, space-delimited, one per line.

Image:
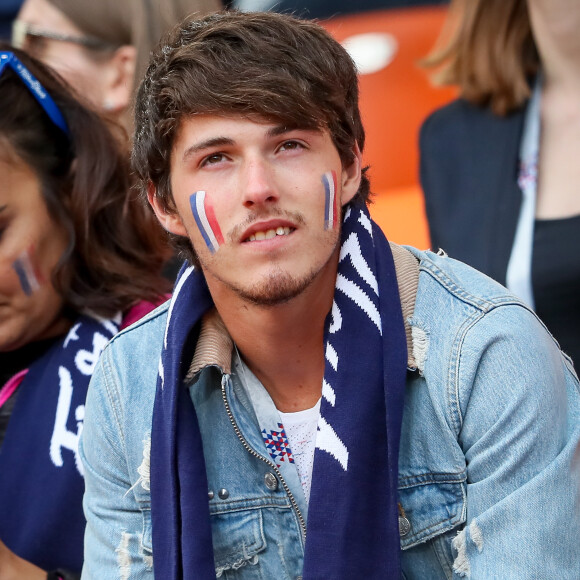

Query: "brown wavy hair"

xmin=133 ymin=11 xmax=368 ymax=262
xmin=424 ymin=0 xmax=539 ymax=115
xmin=0 ymin=44 xmax=170 ymax=317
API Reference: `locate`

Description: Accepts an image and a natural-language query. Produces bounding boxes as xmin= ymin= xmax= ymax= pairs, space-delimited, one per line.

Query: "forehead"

xmin=18 ymin=0 xmax=85 ymax=36
xmin=174 ymin=113 xmax=318 ymax=139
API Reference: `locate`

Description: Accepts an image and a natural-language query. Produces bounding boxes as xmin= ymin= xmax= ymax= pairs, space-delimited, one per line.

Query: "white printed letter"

xmin=49 ymin=366 xmax=84 ymax=475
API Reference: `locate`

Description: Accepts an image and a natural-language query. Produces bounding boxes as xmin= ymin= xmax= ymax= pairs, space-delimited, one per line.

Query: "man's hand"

xmin=0 ymin=539 xmax=46 ymax=580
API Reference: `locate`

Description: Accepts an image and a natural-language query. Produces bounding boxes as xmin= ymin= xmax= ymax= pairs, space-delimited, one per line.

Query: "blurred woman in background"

xmin=420 ymin=0 xmax=580 ymax=364
xmin=13 ymin=0 xmax=222 ymax=281
xmin=0 ymin=45 xmax=169 ymax=579
xmin=13 ymin=0 xmax=221 ymax=136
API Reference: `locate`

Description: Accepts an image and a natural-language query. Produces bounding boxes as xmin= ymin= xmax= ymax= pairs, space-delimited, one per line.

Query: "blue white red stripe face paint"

xmin=12 ymin=250 xmax=41 ymax=296
xmin=322 ymin=171 xmax=338 ymax=230
xmin=189 ymin=191 xmax=225 ymax=254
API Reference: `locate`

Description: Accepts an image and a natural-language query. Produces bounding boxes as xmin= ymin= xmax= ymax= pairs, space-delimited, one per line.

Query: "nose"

xmin=241 ymin=157 xmax=278 ymax=208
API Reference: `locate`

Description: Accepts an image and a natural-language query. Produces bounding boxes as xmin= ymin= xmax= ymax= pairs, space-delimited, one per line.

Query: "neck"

xmin=208 ymin=251 xmax=339 ymax=413
xmin=528 ymin=0 xmax=580 ymax=91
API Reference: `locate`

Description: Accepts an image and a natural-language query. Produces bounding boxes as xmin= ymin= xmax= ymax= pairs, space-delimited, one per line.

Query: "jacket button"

xmin=399 ymin=516 xmax=411 ymax=537
xmin=208 ymin=490 xmax=214 ymax=500
xmin=264 ymin=472 xmax=278 ymax=491
xmin=218 ymin=488 xmax=229 ymax=500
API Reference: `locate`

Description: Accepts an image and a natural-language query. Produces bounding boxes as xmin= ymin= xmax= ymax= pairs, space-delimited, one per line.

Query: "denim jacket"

xmin=80 ymin=246 xmax=580 ymax=579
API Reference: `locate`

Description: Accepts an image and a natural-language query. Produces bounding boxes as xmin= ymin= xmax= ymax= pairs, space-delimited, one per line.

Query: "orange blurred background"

xmin=322 ymin=6 xmax=456 ymax=248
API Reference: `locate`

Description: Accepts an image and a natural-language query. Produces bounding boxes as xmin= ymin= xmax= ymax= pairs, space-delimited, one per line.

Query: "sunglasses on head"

xmin=0 ymin=51 xmax=69 ymax=136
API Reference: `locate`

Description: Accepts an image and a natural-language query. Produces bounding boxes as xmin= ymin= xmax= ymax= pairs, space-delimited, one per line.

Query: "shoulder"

xmin=93 ymin=301 xmax=170 ymax=397
xmin=419 ymin=100 xmax=503 ymax=215
xmin=420 ymin=98 xmax=489 ymax=145
xmin=406 ymin=247 xmax=519 ymax=312
xmin=409 ymin=247 xmax=563 ymax=354
xmin=420 ymin=98 xmax=526 ymax=156
xmin=401 ymin=245 xmax=578 ymax=435
xmin=403 ymin=246 xmax=575 ymax=416
xmin=120 ymin=297 xmax=170 ymax=330
xmin=108 ymin=300 xmax=170 ymax=353
xmin=403 ymin=246 xmax=553 ymax=371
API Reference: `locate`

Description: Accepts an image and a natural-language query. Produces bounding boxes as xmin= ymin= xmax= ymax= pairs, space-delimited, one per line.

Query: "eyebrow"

xmin=182 ymin=137 xmax=235 ymax=163
xmin=0 ymin=205 xmax=6 ymax=213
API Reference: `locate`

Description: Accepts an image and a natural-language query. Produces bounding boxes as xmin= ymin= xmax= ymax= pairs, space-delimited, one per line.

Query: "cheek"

xmin=11 ymin=247 xmax=44 ymax=296
xmin=321 ymin=171 xmax=339 ymax=231
xmin=189 ymin=191 xmax=225 ymax=254
xmin=47 ymin=52 xmax=107 ymax=102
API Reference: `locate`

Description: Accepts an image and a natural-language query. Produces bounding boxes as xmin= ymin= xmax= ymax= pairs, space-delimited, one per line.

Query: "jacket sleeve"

xmin=453 ymin=303 xmax=580 ymax=578
xmin=80 ymin=346 xmax=154 ymax=580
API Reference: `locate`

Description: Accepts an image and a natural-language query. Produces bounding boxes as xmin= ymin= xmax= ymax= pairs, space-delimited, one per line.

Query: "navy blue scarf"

xmin=0 ymin=313 xmax=119 ymax=573
xmin=151 ymin=200 xmax=407 ymax=578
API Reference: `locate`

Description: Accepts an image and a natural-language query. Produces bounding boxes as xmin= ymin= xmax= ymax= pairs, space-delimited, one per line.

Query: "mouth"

xmin=246 ymin=226 xmax=294 ymax=242
xmin=241 ymin=220 xmax=297 ymax=243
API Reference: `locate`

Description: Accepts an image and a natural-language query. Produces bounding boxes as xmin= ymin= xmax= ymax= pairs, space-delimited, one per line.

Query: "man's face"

xmin=151 ymin=115 xmax=361 ymax=306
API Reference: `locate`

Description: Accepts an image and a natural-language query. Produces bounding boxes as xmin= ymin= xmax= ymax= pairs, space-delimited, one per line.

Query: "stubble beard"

xmin=230 ymin=265 xmax=322 ymax=307
xmin=199 ymin=233 xmax=340 ymax=308
xmin=196 ymin=207 xmax=342 ymax=307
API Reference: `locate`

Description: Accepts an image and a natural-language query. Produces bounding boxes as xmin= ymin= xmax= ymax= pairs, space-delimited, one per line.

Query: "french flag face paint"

xmin=322 ymin=170 xmax=339 ymax=230
xmin=12 ymin=250 xmax=41 ymax=296
xmin=189 ymin=191 xmax=225 ymax=254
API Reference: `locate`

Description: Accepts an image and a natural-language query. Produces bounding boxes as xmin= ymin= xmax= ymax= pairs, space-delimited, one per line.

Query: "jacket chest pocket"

xmin=398 ymin=473 xmax=466 ymax=549
xmin=211 ymin=508 xmax=267 ymax=579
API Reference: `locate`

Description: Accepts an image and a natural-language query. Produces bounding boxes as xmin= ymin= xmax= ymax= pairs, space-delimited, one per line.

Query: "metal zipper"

xmin=221 ymin=379 xmax=307 ymax=540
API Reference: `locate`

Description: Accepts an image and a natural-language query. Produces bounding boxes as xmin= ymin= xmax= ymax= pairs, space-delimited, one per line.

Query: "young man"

xmin=80 ymin=11 xmax=580 ymax=580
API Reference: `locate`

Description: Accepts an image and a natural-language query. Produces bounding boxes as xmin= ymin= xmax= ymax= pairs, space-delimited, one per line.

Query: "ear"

xmin=340 ymin=142 xmax=363 ymax=206
xmin=147 ymin=182 xmax=188 ymax=236
xmin=101 ymin=45 xmax=137 ymax=113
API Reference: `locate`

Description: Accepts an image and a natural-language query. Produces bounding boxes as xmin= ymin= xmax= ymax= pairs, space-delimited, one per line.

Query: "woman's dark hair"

xmin=0 ymin=44 xmax=170 ymax=316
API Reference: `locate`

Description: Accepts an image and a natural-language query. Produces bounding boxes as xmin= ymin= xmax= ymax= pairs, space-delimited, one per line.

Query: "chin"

xmin=230 ymin=268 xmax=320 ymax=307
xmin=0 ymin=335 xmax=24 ymax=352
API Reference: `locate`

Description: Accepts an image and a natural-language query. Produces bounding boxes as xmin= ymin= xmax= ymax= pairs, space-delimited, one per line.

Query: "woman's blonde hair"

xmin=425 ymin=0 xmax=539 ymax=115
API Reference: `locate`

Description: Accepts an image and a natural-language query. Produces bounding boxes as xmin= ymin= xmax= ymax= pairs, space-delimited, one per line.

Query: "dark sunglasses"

xmin=0 ymin=51 xmax=69 ymax=136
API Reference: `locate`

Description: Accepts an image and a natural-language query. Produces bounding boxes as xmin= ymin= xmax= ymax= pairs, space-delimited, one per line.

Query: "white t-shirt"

xmin=233 ymin=351 xmax=320 ymax=505
xmin=278 ymin=400 xmax=321 ymax=503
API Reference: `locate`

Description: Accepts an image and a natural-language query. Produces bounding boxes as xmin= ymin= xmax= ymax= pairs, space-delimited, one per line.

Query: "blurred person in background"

xmin=13 ymin=0 xmax=221 ymax=138
xmin=0 ymin=45 xmax=169 ymax=579
xmin=14 ymin=0 xmax=222 ymax=280
xmin=420 ymin=0 xmax=580 ymax=365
